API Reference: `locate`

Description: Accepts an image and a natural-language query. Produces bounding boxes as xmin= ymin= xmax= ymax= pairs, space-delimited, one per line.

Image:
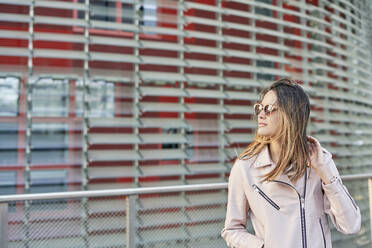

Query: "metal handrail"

xmin=0 ymin=182 xmax=228 ymax=202
xmin=0 ymin=173 xmax=371 ymax=202
xmin=0 ymin=173 xmax=371 ymax=248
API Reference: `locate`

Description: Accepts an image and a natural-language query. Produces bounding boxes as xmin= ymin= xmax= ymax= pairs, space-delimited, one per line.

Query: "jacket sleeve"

xmin=221 ymin=160 xmax=264 ymax=248
xmin=320 ymin=150 xmax=361 ymax=234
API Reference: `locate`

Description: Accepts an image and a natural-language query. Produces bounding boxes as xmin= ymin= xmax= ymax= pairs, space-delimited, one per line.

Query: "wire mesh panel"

xmin=137 ymin=190 xmax=229 ymax=248
xmin=1 ymin=181 xmax=371 ymax=247
xmin=8 ymin=199 xmax=84 ymax=248
xmin=7 ymin=196 xmax=127 ymax=248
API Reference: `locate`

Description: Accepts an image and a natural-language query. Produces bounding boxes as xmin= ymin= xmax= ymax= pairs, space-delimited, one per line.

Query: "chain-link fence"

xmin=3 ymin=184 xmax=230 ymax=248
xmin=8 ymin=197 xmax=127 ymax=248
xmin=136 ymin=191 xmax=227 ymax=248
xmin=2 ymin=180 xmax=371 ymax=248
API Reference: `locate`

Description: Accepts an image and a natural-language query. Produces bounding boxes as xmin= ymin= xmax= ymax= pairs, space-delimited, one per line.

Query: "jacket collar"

xmin=254 ymin=145 xmax=274 ymax=168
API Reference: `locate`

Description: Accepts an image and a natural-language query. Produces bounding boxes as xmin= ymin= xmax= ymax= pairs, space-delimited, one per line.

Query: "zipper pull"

xmin=301 ymin=197 xmax=305 ymax=209
xmin=252 ymin=184 xmax=258 ymax=191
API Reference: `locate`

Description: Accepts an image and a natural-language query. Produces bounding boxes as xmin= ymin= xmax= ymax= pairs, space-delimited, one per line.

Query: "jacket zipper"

xmin=300 ymin=196 xmax=307 ymax=248
xmin=319 ymin=218 xmax=326 ymax=248
xmin=252 ymin=184 xmax=280 ymax=210
xmin=272 ymin=169 xmax=308 ymax=248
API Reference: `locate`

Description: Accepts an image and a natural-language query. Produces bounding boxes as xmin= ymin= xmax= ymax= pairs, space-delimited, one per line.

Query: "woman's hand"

xmin=307 ymin=135 xmax=324 ymax=168
xmin=307 ymin=136 xmax=332 ymax=184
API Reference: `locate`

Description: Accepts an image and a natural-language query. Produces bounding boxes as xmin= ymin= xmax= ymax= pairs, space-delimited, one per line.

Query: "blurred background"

xmin=0 ymin=0 xmax=372 ymax=247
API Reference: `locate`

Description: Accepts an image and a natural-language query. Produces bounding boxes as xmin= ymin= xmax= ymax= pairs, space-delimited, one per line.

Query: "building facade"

xmin=0 ymin=0 xmax=371 ymax=247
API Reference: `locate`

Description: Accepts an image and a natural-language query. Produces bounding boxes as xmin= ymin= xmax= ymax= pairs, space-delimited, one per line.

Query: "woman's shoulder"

xmin=228 ymin=155 xmax=260 ymax=184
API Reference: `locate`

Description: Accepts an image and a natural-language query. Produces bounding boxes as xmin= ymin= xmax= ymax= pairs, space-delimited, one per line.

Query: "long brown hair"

xmin=238 ymin=78 xmax=311 ymax=184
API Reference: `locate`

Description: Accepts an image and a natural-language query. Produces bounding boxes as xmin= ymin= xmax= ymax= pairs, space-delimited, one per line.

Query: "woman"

xmin=221 ymin=78 xmax=361 ymax=248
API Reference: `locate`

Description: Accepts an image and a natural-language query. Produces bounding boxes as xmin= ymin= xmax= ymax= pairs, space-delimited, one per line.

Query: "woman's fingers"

xmin=308 ymin=142 xmax=313 ymax=154
xmin=307 ymin=135 xmax=326 ymax=168
xmin=307 ymin=135 xmax=317 ymax=145
xmin=307 ymin=136 xmax=321 ymax=152
xmin=307 ymin=137 xmax=315 ymax=154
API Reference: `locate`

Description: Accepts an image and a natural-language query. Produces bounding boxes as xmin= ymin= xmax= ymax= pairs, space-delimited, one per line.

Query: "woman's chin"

xmin=257 ymin=131 xmax=273 ymax=138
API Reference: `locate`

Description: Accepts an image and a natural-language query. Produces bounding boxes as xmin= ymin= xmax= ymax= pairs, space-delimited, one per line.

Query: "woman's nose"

xmin=258 ymin=110 xmax=266 ymax=119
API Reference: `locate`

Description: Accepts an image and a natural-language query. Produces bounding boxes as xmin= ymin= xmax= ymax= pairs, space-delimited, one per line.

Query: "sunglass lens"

xmin=264 ymin=105 xmax=270 ymax=114
xmin=254 ymin=104 xmax=262 ymax=116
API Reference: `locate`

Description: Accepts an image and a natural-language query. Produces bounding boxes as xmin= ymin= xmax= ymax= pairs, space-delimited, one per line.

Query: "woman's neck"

xmin=269 ymin=140 xmax=281 ymax=164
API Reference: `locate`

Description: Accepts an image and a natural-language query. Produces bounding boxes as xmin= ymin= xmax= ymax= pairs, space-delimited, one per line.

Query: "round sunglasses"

xmin=253 ymin=103 xmax=278 ymax=116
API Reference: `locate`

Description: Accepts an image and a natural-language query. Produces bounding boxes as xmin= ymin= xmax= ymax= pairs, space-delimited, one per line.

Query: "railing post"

xmin=369 ymin=178 xmax=372 ymax=240
xmin=0 ymin=203 xmax=8 ymax=248
xmin=126 ymin=195 xmax=136 ymax=248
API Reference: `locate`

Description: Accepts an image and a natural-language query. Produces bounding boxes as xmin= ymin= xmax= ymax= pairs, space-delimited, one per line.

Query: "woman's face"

xmin=256 ymin=90 xmax=281 ymax=137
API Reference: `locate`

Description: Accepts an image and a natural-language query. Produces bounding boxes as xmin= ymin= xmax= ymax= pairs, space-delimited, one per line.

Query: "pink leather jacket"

xmin=221 ymin=145 xmax=361 ymax=248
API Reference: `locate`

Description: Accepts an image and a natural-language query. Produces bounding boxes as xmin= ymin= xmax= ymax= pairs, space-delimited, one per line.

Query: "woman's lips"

xmin=258 ymin=123 xmax=267 ymax=127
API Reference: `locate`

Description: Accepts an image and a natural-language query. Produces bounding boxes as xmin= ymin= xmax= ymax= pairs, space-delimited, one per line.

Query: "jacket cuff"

xmin=321 ymin=175 xmax=341 ymax=190
xmin=316 ymin=164 xmax=338 ymax=184
xmin=314 ymin=148 xmax=340 ymax=184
